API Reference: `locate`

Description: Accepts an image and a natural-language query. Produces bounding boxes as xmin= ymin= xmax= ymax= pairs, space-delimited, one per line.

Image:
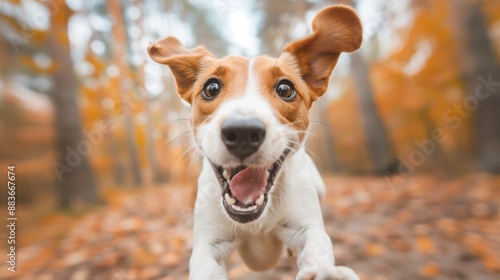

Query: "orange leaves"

xmin=133 ymin=248 xmax=158 ymax=266
xmin=416 ymin=236 xmax=436 ymax=254
xmin=388 ymin=236 xmax=410 ymax=252
xmin=419 ymin=262 xmax=441 ymax=277
xmin=464 ymin=233 xmax=489 ymax=256
xmin=94 ymin=251 xmax=121 ymax=268
xmin=159 ymin=252 xmax=181 ymax=267
xmin=437 ymin=218 xmax=460 ymax=240
xmin=365 ymin=243 xmax=385 ymax=256
xmin=463 ymin=232 xmax=500 ymax=271
xmin=482 ymin=254 xmax=500 ymax=272
xmin=85 ymin=53 xmax=108 ymax=77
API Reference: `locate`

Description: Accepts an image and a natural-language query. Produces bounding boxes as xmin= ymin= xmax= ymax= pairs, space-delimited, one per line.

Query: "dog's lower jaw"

xmin=210 ymin=148 xmax=291 ymax=224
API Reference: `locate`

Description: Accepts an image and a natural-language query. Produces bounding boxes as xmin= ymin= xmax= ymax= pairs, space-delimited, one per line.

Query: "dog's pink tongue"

xmin=229 ymin=167 xmax=267 ymax=205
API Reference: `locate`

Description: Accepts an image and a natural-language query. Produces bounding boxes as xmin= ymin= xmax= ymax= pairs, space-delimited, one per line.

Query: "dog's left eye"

xmin=202 ymin=78 xmax=222 ymax=100
xmin=275 ymin=80 xmax=296 ymax=101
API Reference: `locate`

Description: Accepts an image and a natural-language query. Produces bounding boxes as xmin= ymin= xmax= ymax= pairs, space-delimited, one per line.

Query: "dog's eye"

xmin=275 ymin=80 xmax=296 ymax=101
xmin=202 ymin=79 xmax=222 ymax=100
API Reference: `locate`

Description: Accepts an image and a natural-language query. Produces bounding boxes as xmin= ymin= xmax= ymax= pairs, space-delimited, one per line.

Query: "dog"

xmin=148 ymin=5 xmax=362 ymax=280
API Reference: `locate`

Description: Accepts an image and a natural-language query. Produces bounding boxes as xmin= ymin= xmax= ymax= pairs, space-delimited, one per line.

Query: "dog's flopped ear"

xmin=147 ymin=37 xmax=214 ymax=103
xmin=282 ymin=5 xmax=362 ymax=99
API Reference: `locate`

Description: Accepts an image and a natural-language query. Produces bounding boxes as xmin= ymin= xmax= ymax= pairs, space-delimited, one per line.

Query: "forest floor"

xmin=1 ymin=173 xmax=500 ymax=280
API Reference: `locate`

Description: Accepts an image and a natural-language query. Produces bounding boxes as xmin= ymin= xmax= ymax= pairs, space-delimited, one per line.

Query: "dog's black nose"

xmin=221 ymin=118 xmax=266 ymax=160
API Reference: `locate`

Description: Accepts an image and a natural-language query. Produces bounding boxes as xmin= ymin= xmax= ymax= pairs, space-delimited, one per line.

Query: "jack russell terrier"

xmin=148 ymin=5 xmax=362 ymax=280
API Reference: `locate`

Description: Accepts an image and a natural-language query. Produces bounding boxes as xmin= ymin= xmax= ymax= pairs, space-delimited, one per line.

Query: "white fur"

xmin=189 ymin=59 xmax=359 ymax=280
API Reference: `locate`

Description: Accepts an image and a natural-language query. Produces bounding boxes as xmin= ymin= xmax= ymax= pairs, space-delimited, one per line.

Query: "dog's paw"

xmin=297 ymin=265 xmax=360 ymax=280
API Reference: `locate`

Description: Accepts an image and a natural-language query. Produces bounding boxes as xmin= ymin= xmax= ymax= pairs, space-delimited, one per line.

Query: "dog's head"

xmin=148 ymin=5 xmax=362 ymax=224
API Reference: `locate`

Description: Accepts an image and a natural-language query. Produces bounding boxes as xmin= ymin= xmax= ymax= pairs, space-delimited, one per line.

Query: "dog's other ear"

xmin=282 ymin=5 xmax=362 ymax=99
xmin=148 ymin=37 xmax=214 ymax=103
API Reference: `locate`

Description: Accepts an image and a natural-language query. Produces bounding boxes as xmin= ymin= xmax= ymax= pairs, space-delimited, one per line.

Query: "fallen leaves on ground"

xmin=1 ymin=173 xmax=499 ymax=280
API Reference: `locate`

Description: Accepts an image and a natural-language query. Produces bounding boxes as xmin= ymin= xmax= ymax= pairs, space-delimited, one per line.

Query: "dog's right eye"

xmin=202 ymin=79 xmax=222 ymax=100
xmin=275 ymin=80 xmax=296 ymax=101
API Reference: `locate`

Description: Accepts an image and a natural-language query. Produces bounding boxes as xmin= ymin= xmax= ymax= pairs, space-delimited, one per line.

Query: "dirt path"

xmin=2 ymin=174 xmax=499 ymax=280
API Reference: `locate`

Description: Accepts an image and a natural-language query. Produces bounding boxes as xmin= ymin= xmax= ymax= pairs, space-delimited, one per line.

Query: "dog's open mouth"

xmin=211 ymin=149 xmax=290 ymax=223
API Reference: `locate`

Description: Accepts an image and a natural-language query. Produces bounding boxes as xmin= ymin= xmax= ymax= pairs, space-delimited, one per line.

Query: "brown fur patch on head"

xmin=251 ymin=56 xmax=312 ymax=139
xmin=190 ymin=56 xmax=249 ymax=129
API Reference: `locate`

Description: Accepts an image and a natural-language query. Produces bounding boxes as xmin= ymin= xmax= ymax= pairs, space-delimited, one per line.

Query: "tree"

xmin=127 ymin=0 xmax=164 ymax=184
xmin=108 ymin=0 xmax=143 ymax=186
xmin=46 ymin=1 xmax=98 ymax=207
xmin=350 ymin=51 xmax=397 ymax=174
xmin=450 ymin=0 xmax=500 ymax=174
xmin=346 ymin=0 xmax=397 ymax=174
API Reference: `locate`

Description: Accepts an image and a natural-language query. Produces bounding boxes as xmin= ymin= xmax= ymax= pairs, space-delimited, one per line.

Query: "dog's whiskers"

xmin=173 ymin=146 xmax=197 ymax=176
xmin=186 ymin=148 xmax=203 ymax=180
xmin=167 ymin=118 xmax=190 ymax=125
xmin=310 ymin=120 xmax=331 ymax=128
xmin=281 ymin=126 xmax=319 ymax=139
xmin=286 ymin=140 xmax=321 ymax=162
xmin=164 ymin=130 xmax=192 ymax=146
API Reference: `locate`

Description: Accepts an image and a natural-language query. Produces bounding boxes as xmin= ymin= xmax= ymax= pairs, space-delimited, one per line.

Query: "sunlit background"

xmin=1 ymin=0 xmax=500 ymax=279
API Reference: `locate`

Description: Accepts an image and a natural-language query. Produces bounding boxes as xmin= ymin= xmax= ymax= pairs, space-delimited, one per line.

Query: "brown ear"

xmin=282 ymin=5 xmax=362 ymax=99
xmin=147 ymin=37 xmax=214 ymax=103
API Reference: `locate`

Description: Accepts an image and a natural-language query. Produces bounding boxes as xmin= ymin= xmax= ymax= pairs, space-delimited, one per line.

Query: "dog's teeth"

xmin=225 ymin=193 xmax=236 ymax=205
xmin=255 ymin=194 xmax=264 ymax=206
xmin=266 ymin=170 xmax=270 ymax=178
xmin=231 ymin=204 xmax=257 ymax=212
xmin=223 ymin=169 xmax=230 ymax=180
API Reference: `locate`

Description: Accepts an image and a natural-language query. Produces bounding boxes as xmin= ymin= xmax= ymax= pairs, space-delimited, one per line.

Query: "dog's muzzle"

xmin=221 ymin=117 xmax=266 ymax=161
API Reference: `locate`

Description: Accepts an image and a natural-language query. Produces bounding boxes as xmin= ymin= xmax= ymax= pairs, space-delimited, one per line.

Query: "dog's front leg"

xmin=189 ymin=237 xmax=235 ymax=280
xmin=294 ymin=227 xmax=359 ymax=280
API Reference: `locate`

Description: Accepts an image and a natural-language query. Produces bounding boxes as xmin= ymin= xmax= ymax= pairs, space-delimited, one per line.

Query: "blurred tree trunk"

xmin=350 ymin=52 xmax=396 ymax=174
xmin=108 ymin=0 xmax=143 ymax=186
xmin=344 ymin=0 xmax=396 ymax=174
xmin=135 ymin=0 xmax=163 ymax=184
xmin=46 ymin=2 xmax=98 ymax=207
xmin=450 ymin=0 xmax=500 ymax=174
